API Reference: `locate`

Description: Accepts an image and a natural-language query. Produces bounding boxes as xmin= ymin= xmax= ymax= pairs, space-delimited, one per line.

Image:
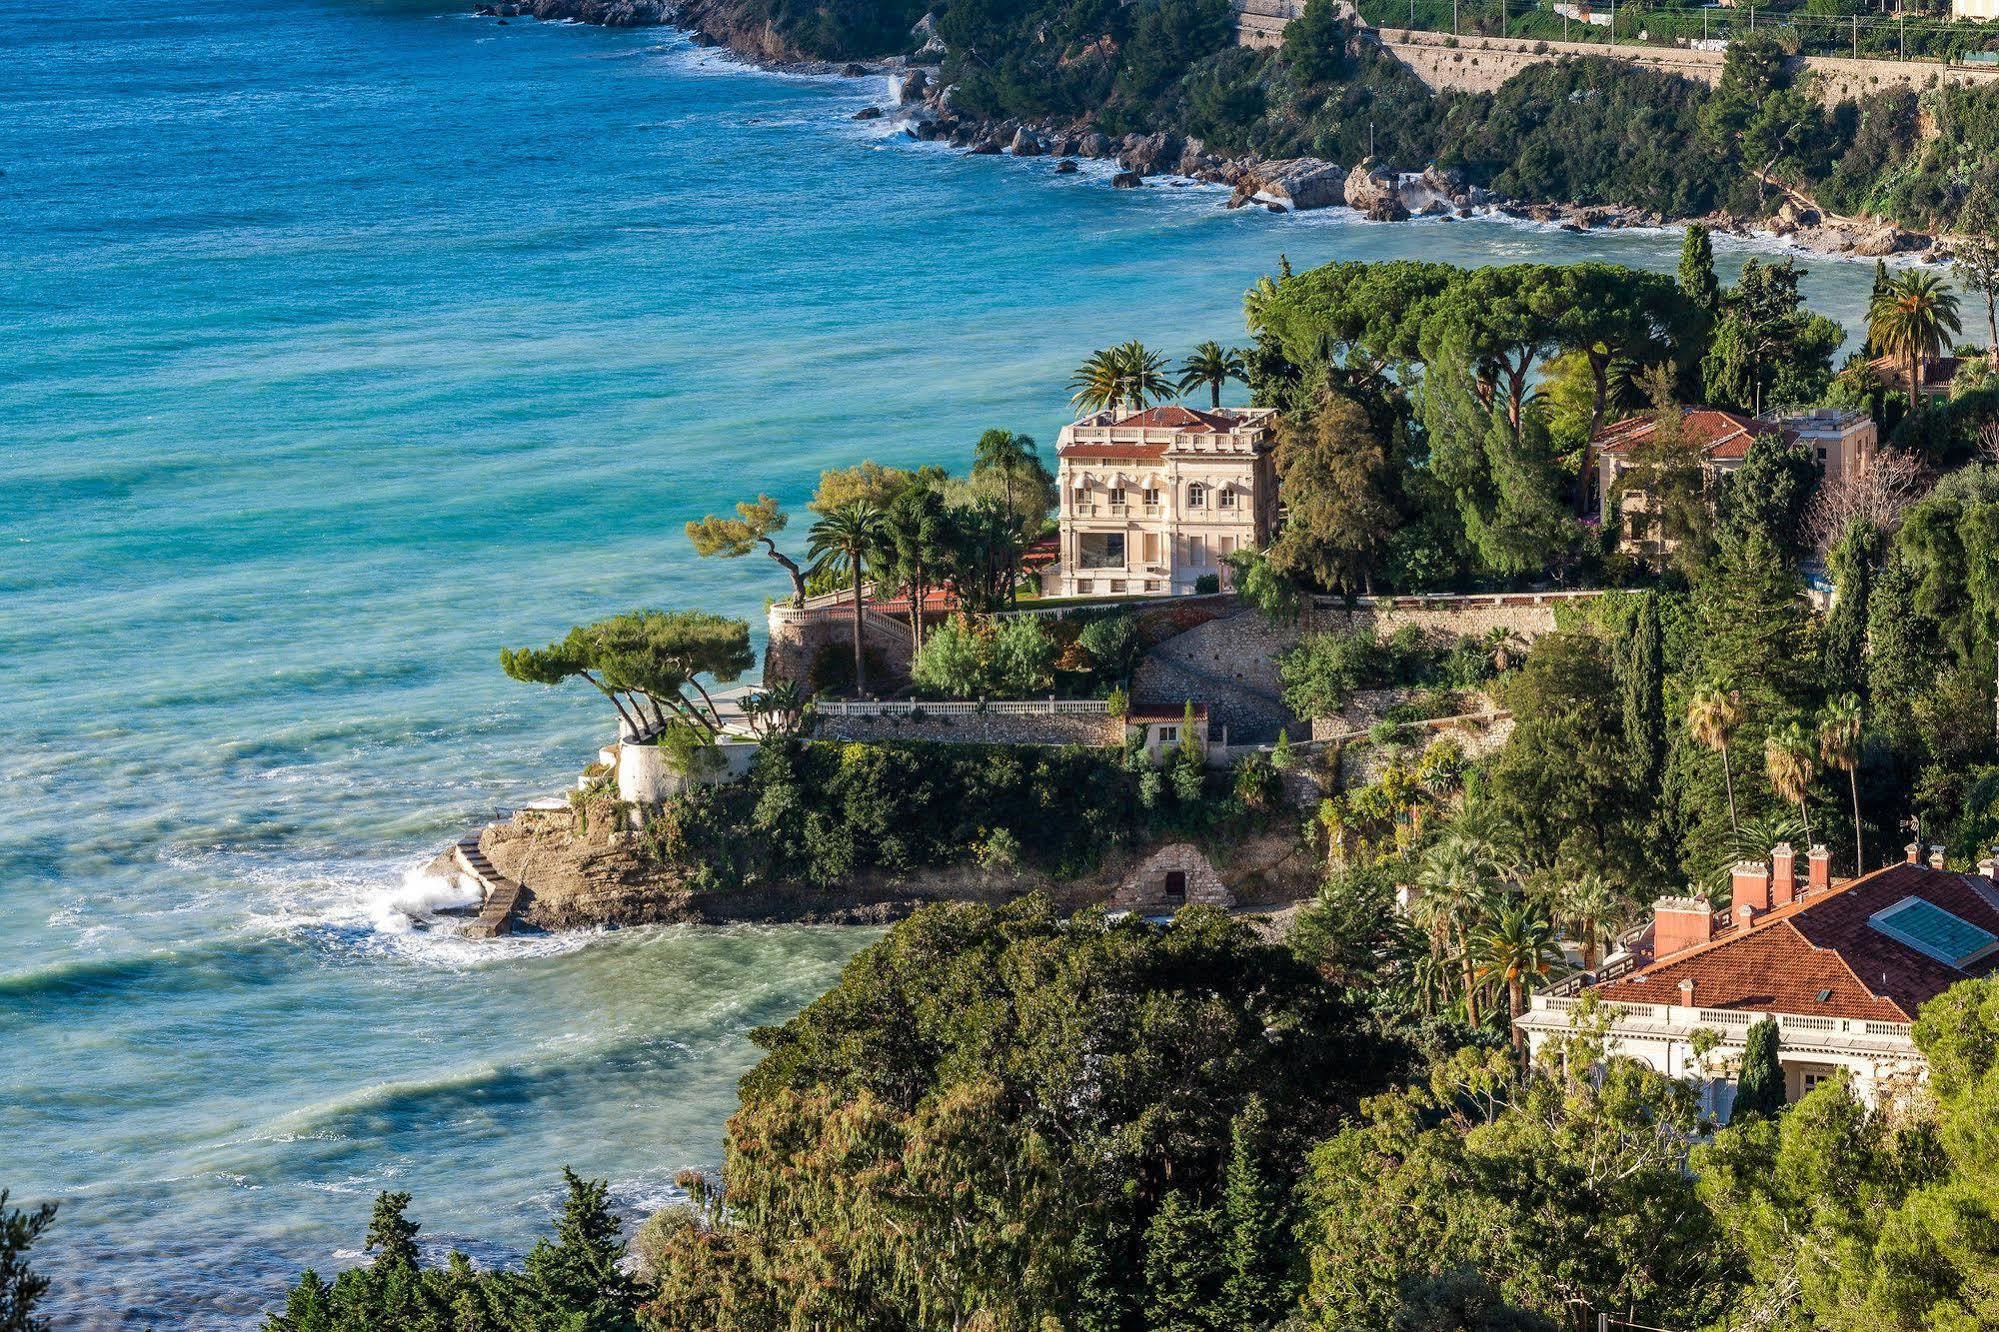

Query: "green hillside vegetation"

xmin=695 ymin=0 xmax=1999 ymax=236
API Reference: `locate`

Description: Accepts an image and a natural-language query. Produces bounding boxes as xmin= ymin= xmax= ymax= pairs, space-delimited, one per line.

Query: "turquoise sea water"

xmin=1 ymin=0 xmax=1880 ymax=1324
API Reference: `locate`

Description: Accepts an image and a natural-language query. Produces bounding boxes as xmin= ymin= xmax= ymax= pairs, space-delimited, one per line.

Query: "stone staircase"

xmin=454 ymin=830 xmax=528 ymax=939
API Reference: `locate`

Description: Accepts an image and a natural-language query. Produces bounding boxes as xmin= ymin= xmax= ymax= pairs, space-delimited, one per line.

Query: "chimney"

xmin=1807 ymin=844 xmax=1832 ymax=895
xmin=1979 ymin=855 xmax=1996 ymax=883
xmin=1771 ymin=843 xmax=1797 ymax=906
xmin=1738 ymin=902 xmax=1759 ymax=933
xmin=1654 ymin=896 xmax=1713 ymax=959
xmin=1731 ymin=860 xmax=1771 ymax=921
xmin=1907 ymin=842 xmax=1923 ymax=865
xmin=1930 ymin=845 xmax=1947 ymax=871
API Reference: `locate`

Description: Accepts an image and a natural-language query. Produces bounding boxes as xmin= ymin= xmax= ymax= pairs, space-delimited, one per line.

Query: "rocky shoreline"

xmin=430 ymin=806 xmax=1318 ymax=932
xmin=472 ymin=0 xmax=1943 ymax=260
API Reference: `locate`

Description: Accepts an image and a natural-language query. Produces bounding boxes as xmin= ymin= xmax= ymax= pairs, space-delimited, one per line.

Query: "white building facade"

xmin=1050 ymin=405 xmax=1280 ymax=599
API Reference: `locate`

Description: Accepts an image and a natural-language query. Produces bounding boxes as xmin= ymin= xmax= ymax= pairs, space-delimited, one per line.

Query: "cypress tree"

xmin=1141 ymin=1191 xmax=1222 ymax=1332
xmin=1822 ymin=520 xmax=1880 ymax=701
xmin=1679 ymin=222 xmax=1720 ymax=317
xmin=1216 ymin=1098 xmax=1287 ymax=1332
xmin=1734 ymin=1017 xmax=1786 ymax=1119
xmin=1619 ymin=592 xmax=1667 ymax=793
xmin=516 ymin=1169 xmax=641 ymax=1331
xmin=261 ymin=1271 xmax=334 ymax=1332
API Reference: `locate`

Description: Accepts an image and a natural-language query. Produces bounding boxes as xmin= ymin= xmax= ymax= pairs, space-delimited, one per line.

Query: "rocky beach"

xmin=475 ymin=0 xmax=1944 ymax=258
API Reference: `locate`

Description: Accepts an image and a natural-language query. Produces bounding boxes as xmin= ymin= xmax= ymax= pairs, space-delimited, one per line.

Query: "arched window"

xmin=1187 ymin=483 xmax=1206 ymax=508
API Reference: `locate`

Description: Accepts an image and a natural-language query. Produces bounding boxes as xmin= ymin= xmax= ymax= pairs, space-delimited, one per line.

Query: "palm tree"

xmin=1688 ymin=688 xmax=1748 ymax=833
xmin=1416 ymin=838 xmax=1502 ymax=1025
xmin=1473 ymin=900 xmax=1565 ymax=1058
xmin=1177 ymin=341 xmax=1247 ymax=409
xmin=1068 ymin=341 xmax=1174 ymax=416
xmin=1765 ymin=720 xmax=1819 ymax=848
xmin=971 ymin=429 xmax=1043 ymax=607
xmin=1708 ymin=810 xmax=1808 ymax=898
xmin=808 ymin=501 xmax=888 ymax=697
xmin=1818 ymin=693 xmax=1866 ymax=875
xmin=1552 ymin=870 xmax=1623 ymax=972
xmin=1869 ymin=269 xmax=1962 ymax=409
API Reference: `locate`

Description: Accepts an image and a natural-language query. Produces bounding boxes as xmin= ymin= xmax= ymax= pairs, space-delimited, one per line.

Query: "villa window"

xmin=1143 ymin=487 xmax=1161 ymax=507
xmin=1188 ymin=484 xmax=1206 ymax=508
xmin=1079 ymin=532 xmax=1126 ymax=570
xmin=1157 ymin=726 xmax=1178 ymax=745
xmin=1217 ymin=488 xmax=1236 ymax=510
xmin=1109 ymin=487 xmax=1126 ymax=507
xmin=1071 ymin=487 xmax=1088 ymax=507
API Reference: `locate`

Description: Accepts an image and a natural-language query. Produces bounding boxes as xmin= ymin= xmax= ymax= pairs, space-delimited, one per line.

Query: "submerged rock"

xmin=1111 ymin=170 xmax=1144 ymax=189
xmin=1054 ymin=159 xmax=1079 ymax=174
xmin=853 ymin=105 xmax=883 ymax=120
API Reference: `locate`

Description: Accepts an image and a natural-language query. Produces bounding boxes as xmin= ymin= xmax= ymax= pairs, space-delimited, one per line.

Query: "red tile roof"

xmin=1593 ymin=407 xmax=1776 ymax=462
xmin=1111 ymin=405 xmax=1244 ymax=432
xmin=1059 ymin=441 xmax=1169 ymax=460
xmin=1597 ymin=863 xmax=1999 ymax=1022
xmin=1869 ymin=354 xmax=1962 ymax=392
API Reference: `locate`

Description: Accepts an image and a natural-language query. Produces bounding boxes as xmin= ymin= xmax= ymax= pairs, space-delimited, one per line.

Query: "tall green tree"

xmin=1688 ymin=687 xmax=1749 ymax=834
xmin=512 ymin=1170 xmax=642 ymax=1331
xmin=1955 ymin=233 xmax=1999 ymax=359
xmin=808 ymin=501 xmax=890 ymax=696
xmin=1268 ymin=389 xmax=1398 ymax=594
xmin=1618 ymin=591 xmax=1667 ymax=793
xmin=1818 ymin=693 xmax=1866 ymax=875
xmin=1678 ymin=222 xmax=1721 ymax=319
xmin=1216 ymin=1099 xmax=1286 ymax=1332
xmin=1422 ymin=353 xmax=1574 ymax=578
xmin=1869 ymin=269 xmax=1963 ymax=413
xmin=1702 ymin=259 xmax=1842 ymax=415
xmin=1177 ymin=341 xmax=1247 ymax=409
xmin=1491 ymin=631 xmax=1650 ymax=887
xmin=1819 ymin=519 xmax=1879 ymax=701
xmin=1473 ymin=899 xmax=1565 ymax=1060
xmin=1714 ymin=432 xmax=1820 ymax=560
xmin=970 ymin=429 xmax=1049 ymax=607
xmin=1732 ymin=1018 xmax=1785 ymax=1119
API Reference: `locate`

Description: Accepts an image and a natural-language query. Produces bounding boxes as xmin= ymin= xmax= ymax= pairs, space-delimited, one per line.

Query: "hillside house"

xmin=1049 ymin=405 xmax=1281 ymax=599
xmin=1517 ymin=843 xmax=1999 ymax=1120
xmin=1593 ymin=406 xmax=1874 ymax=557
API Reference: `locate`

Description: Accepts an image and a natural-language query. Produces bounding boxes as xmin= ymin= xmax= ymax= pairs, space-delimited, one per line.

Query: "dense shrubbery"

xmin=643 ymin=735 xmax=1255 ymax=888
xmin=638 ymin=896 xmax=1414 ymax=1332
xmin=1280 ymin=624 xmax=1504 ymax=718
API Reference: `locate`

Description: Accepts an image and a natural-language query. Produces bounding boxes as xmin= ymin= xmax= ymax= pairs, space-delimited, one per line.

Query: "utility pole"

xmin=1453 ymin=0 xmax=1459 ymax=34
xmin=1854 ymin=13 xmax=1859 ymax=56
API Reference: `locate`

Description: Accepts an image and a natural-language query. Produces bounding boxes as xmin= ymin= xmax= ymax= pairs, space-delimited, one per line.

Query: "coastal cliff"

xmin=433 ymin=804 xmax=1320 ymax=932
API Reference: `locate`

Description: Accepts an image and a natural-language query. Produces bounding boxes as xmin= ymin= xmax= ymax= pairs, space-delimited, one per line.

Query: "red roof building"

xmin=1518 ymin=844 xmax=1999 ymax=1116
xmin=1052 ymin=404 xmax=1280 ymax=600
xmin=1591 ymin=405 xmax=1874 ymax=559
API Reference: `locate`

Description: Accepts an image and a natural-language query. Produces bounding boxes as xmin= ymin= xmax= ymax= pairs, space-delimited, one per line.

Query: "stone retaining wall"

xmin=765 ymin=604 xmax=915 ymax=689
xmin=1307 ymin=593 xmax=1574 ymax=642
xmin=1345 ymin=27 xmax=1999 ymax=105
xmin=813 ymin=711 xmax=1123 ymax=747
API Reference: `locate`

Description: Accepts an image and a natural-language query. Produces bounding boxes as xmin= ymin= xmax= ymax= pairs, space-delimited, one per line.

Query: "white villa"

xmin=1517 ymin=844 xmax=1999 ymax=1119
xmin=1048 ymin=405 xmax=1281 ymax=600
